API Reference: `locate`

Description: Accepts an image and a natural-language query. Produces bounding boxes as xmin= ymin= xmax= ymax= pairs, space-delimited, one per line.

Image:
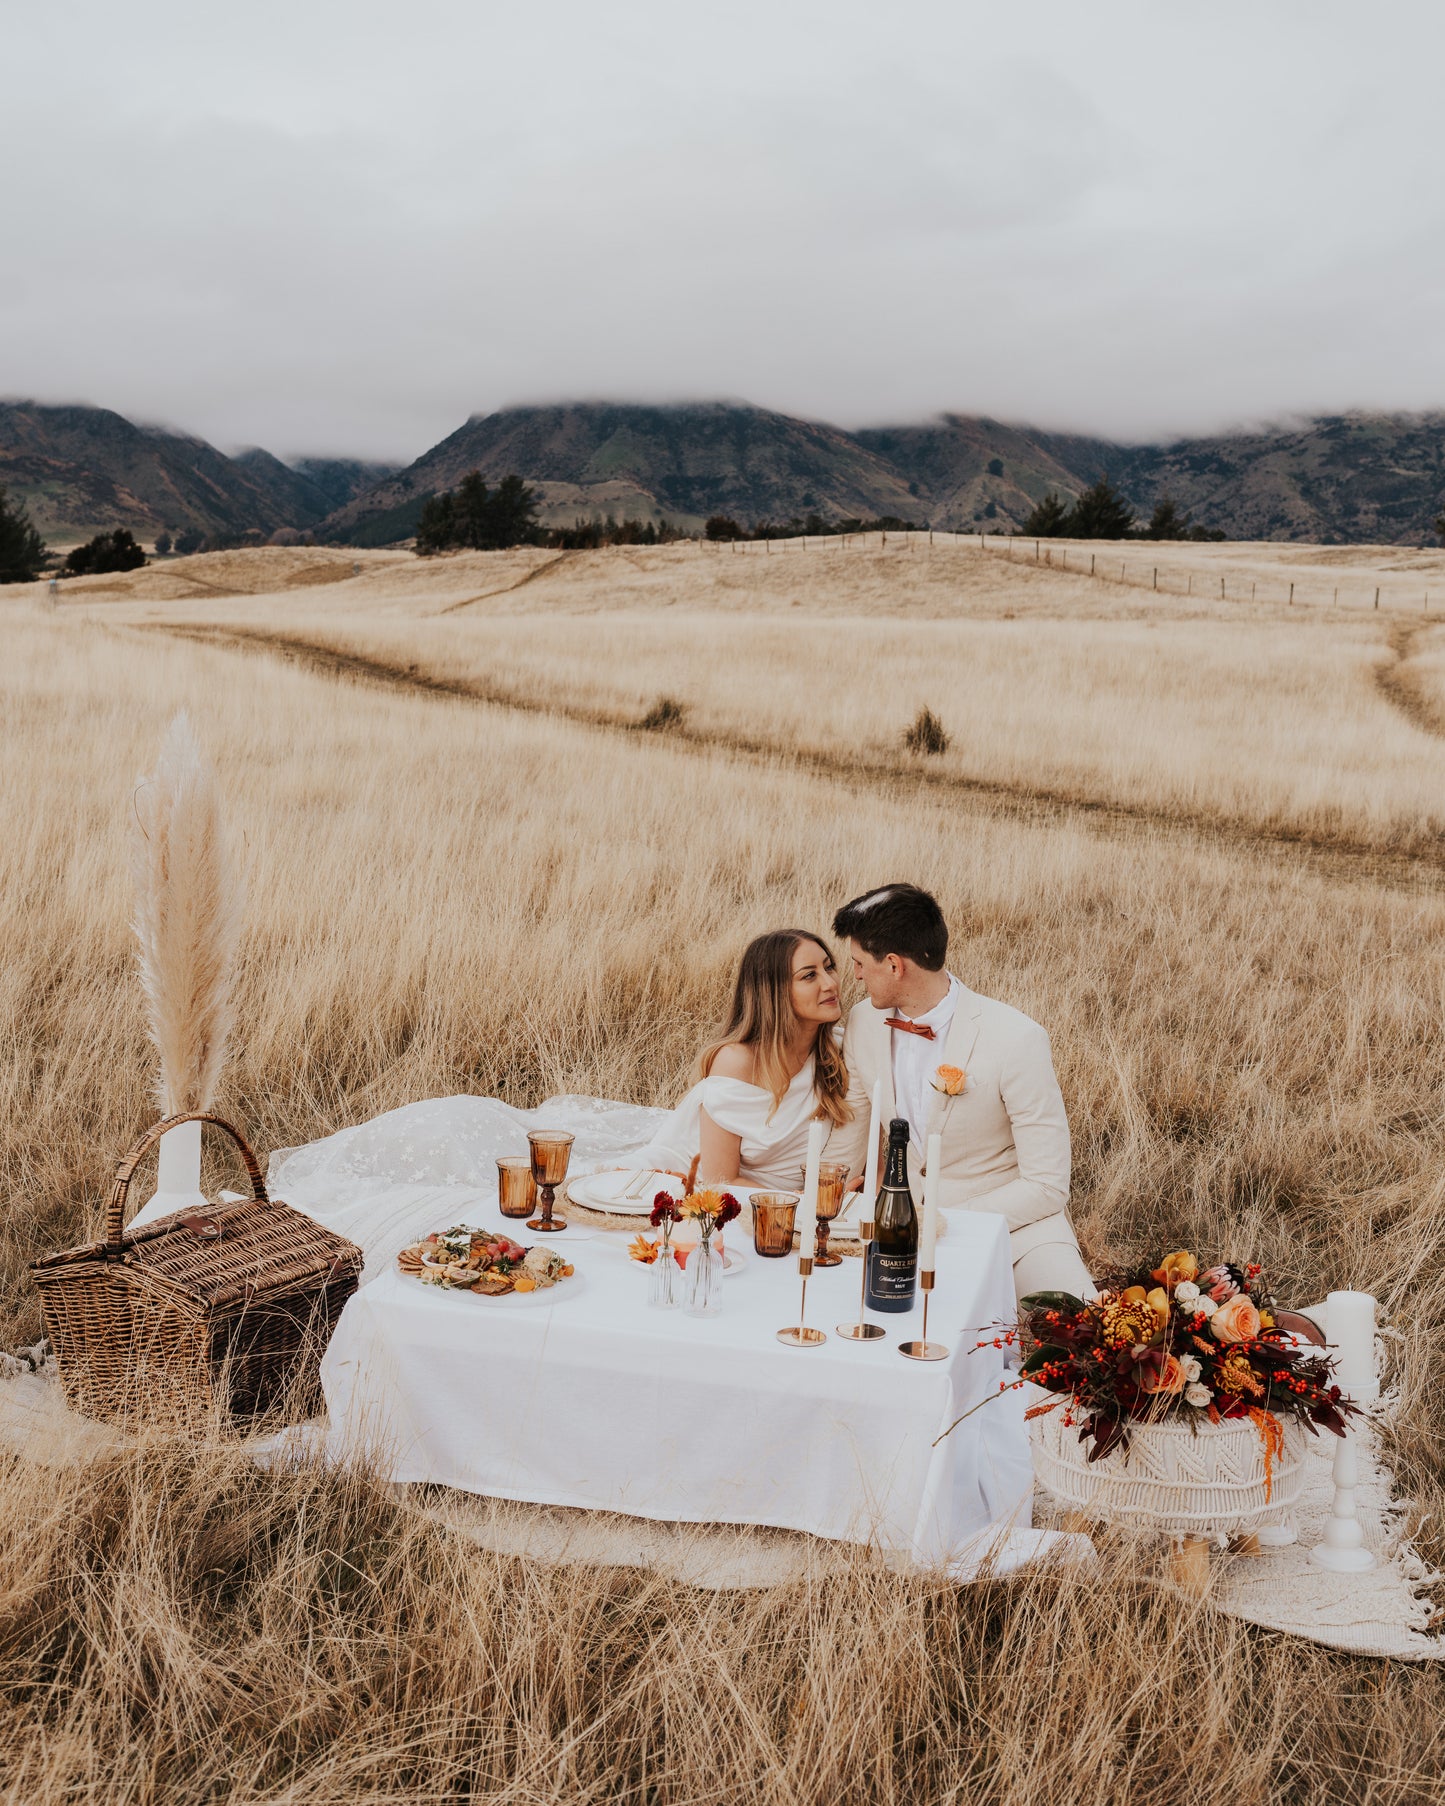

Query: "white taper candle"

xmin=1325 ymin=1291 xmax=1378 ymax=1406
xmin=863 ymin=1078 xmax=883 ymax=1211
xmin=797 ymin=1119 xmax=825 ymax=1261
xmin=920 ymin=1132 xmax=942 ymax=1271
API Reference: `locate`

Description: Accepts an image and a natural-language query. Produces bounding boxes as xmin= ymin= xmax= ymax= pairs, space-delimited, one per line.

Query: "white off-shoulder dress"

xmin=632 ymin=1057 xmax=820 ymax=1191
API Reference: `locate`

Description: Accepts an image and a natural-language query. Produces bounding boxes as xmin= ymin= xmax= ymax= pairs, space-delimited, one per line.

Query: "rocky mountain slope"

xmin=0 ymin=401 xmax=396 ymax=544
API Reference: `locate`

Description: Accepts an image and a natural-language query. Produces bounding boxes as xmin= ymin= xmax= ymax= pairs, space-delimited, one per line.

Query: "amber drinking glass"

xmin=751 ymin=1193 xmax=800 ymax=1258
xmin=526 ymin=1130 xmax=574 ymax=1233
xmin=810 ymin=1161 xmax=849 ymax=1266
xmin=496 ymin=1156 xmax=536 ymax=1219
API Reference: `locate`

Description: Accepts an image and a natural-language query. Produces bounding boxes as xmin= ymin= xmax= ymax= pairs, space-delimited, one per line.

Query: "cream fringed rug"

xmin=0 ymin=1362 xmax=1437 ymax=1657
xmin=1203 ymin=1428 xmax=1443 ymax=1660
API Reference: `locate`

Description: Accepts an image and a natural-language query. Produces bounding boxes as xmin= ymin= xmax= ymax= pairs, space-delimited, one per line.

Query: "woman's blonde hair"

xmin=700 ymin=930 xmax=851 ymax=1127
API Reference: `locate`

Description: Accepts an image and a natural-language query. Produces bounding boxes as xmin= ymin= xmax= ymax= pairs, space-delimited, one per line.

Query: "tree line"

xmin=1020 ymin=477 xmax=1226 ymax=542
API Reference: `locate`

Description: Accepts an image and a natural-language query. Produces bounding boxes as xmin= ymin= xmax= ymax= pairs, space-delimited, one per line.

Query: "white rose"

xmin=1184 ymin=1382 xmax=1212 ymax=1408
xmin=1175 ymin=1281 xmax=1200 ymax=1306
xmin=1181 ymin=1355 xmax=1202 ymax=1382
xmin=1193 ymin=1294 xmax=1218 ymax=1318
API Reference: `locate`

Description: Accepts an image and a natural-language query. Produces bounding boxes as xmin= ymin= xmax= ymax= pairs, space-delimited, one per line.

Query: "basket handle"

xmin=106 ymin=1112 xmax=269 ymax=1256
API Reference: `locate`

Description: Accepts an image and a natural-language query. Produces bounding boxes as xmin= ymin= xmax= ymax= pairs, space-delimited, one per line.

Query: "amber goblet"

xmin=496 ymin=1156 xmax=537 ymax=1219
xmin=526 ymin=1130 xmax=574 ymax=1233
xmin=751 ymin=1192 xmax=800 ymax=1258
xmin=809 ymin=1161 xmax=849 ymax=1266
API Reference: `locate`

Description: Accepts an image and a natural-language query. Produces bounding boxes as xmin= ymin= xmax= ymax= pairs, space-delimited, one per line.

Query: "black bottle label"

xmin=865 ymin=1242 xmax=917 ymax=1313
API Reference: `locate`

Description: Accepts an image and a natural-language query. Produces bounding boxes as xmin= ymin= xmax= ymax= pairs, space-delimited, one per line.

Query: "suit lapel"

xmin=924 ymin=986 xmax=983 ymax=1144
xmin=864 ymin=1003 xmax=897 ymax=1123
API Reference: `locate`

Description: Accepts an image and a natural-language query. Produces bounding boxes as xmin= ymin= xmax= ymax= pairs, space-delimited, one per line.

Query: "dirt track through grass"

xmin=1375 ymin=623 xmax=1445 ymax=739
xmin=145 ymin=619 xmax=1445 ymax=898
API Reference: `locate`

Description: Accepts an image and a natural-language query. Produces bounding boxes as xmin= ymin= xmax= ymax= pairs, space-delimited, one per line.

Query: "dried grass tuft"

xmin=129 ymin=712 xmax=243 ymax=1116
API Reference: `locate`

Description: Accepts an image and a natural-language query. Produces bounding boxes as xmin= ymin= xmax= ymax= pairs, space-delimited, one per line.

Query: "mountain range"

xmin=4 ymin=396 xmax=1444 ymax=548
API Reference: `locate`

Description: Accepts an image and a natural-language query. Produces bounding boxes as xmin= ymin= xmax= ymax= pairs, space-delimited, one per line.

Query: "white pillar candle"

xmin=920 ymin=1132 xmax=942 ymax=1271
xmin=796 ymin=1119 xmax=825 ymax=1261
xmin=862 ymin=1079 xmax=883 ymax=1209
xmin=1325 ymin=1291 xmax=1378 ymax=1406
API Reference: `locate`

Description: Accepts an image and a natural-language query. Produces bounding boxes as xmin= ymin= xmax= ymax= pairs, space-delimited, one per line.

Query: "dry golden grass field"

xmin=3 ymin=534 xmax=1445 ymax=1801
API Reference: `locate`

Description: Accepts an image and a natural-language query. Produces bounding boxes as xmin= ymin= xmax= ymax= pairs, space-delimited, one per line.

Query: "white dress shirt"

xmin=889 ymin=973 xmax=960 ymax=1152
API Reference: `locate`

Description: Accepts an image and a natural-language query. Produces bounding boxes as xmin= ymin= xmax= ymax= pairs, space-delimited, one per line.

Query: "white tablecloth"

xmin=319 ymin=1203 xmax=1031 ymax=1564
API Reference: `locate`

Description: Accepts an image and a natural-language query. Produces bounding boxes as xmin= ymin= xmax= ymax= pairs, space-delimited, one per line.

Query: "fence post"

xmin=1333 ymin=587 xmax=1337 ymax=606
xmin=1252 ymin=583 xmax=1256 ymax=602
xmin=1187 ymin=574 xmax=1193 ymax=595
xmin=1035 ymin=540 xmax=1040 ymax=561
xmin=1121 ymin=563 xmax=1125 ymax=582
xmin=1153 ymin=566 xmax=1157 ymax=590
xmin=1289 ymin=583 xmax=1294 ymax=605
xmin=1091 ymin=553 xmax=1096 ymax=576
xmin=1374 ymin=587 xmax=1380 ymax=609
xmin=1220 ymin=577 xmax=1225 ymax=600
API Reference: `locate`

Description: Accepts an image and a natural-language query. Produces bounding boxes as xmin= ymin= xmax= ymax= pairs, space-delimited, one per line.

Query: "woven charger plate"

xmin=560 ymin=1183 xmax=663 ymax=1233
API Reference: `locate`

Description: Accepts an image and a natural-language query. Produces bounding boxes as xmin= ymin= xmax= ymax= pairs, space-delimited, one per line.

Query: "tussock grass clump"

xmin=904 ymin=705 xmax=950 ymax=755
xmin=638 ymin=694 xmax=687 ymax=732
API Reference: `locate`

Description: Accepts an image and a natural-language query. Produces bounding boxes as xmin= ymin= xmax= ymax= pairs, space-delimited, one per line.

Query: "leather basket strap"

xmin=106 ymin=1113 xmax=269 ymax=1257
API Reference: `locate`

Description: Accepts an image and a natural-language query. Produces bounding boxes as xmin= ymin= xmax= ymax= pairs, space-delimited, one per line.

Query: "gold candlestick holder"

xmin=777 ymin=1255 xmax=827 ymax=1346
xmin=837 ymin=1219 xmax=885 ymax=1341
xmin=899 ymin=1270 xmax=949 ymax=1361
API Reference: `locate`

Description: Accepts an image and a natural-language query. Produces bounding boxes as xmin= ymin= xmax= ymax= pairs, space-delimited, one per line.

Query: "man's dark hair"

xmin=832 ymin=884 xmax=948 ymax=971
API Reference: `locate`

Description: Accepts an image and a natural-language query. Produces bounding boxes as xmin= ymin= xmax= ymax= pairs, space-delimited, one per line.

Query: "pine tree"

xmin=1145 ymin=495 xmax=1191 ymax=540
xmin=0 ymin=485 xmax=47 ymax=584
xmin=1021 ymin=492 xmax=1071 ymax=537
xmin=1066 ymin=475 xmax=1135 ymax=540
xmin=415 ymin=492 xmax=458 ymax=555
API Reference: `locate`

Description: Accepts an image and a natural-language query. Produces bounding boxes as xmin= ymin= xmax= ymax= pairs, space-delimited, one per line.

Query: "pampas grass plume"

xmin=130 ymin=713 xmax=243 ymax=1115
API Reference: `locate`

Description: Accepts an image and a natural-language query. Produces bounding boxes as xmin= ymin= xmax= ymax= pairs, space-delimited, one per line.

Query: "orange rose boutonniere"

xmin=931 ymin=1064 xmax=967 ymax=1097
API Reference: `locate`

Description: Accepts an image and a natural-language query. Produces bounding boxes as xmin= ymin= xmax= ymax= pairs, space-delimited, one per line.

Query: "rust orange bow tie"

xmin=885 ymin=1017 xmax=936 ymax=1040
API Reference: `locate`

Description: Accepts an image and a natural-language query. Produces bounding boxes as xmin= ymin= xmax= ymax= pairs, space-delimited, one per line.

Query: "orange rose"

xmin=931 ymin=1065 xmax=967 ymax=1097
xmin=1138 ymin=1353 xmax=1187 ymax=1396
xmin=1210 ymin=1295 xmax=1261 ymax=1344
xmin=628 ymin=1234 xmax=659 ymax=1264
xmin=1151 ymin=1250 xmax=1199 ymax=1289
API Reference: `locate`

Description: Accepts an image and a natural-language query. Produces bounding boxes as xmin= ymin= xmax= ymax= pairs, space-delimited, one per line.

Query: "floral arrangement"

xmin=630 ymin=1194 xmax=684 ymax=1266
xmin=1006 ymin=1249 xmax=1356 ymax=1461
xmin=629 ymin=1188 xmax=741 ymax=1265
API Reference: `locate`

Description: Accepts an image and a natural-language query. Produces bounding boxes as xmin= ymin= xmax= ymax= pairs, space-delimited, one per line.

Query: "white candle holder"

xmin=1308 ymin=1290 xmax=1379 ymax=1574
xmin=1308 ymin=1426 xmax=1377 ymax=1573
xmin=899 ymin=1270 xmax=949 ymax=1361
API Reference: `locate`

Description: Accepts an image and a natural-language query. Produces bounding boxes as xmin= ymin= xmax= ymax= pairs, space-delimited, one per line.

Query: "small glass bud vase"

xmin=684 ymin=1235 xmax=724 ymax=1317
xmin=648 ymin=1237 xmax=679 ymax=1309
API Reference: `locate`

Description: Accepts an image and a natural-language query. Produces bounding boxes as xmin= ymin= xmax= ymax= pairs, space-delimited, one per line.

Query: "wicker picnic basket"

xmin=31 ymin=1112 xmax=363 ymax=1428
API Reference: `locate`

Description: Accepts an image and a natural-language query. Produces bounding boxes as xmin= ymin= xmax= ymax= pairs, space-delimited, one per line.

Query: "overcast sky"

xmin=5 ymin=1 xmax=1443 ymax=460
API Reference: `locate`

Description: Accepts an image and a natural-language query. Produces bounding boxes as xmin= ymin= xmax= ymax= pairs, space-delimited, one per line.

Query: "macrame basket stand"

xmin=1032 ymin=1408 xmax=1306 ymax=1591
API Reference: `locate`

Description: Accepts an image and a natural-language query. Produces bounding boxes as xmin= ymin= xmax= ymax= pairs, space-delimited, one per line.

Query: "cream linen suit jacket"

xmin=829 ymin=985 xmax=1087 ymax=1290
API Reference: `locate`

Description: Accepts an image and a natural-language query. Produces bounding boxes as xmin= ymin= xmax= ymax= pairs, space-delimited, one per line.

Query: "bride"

xmin=634 ymin=928 xmax=849 ymax=1188
xmin=267 ymin=927 xmax=851 ymax=1273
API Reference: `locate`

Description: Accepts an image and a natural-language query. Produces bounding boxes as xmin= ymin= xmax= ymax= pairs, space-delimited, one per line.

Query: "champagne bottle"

xmin=865 ymin=1118 xmax=918 ymax=1313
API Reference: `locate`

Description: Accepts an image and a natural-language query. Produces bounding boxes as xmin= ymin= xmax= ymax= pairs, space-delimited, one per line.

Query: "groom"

xmin=829 ymin=883 xmax=1091 ymax=1304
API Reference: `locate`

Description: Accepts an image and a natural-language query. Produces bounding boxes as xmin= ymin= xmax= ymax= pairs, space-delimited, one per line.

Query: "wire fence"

xmin=701 ymin=527 xmax=1442 ymax=614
